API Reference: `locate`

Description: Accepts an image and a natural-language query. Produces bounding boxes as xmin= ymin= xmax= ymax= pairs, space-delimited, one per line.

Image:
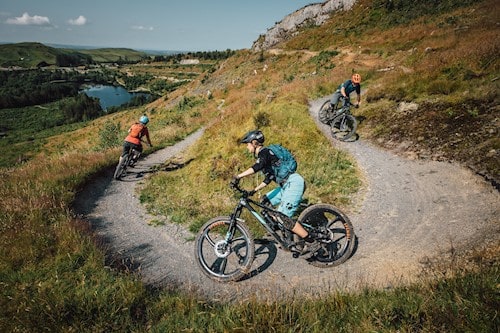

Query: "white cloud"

xmin=68 ymin=15 xmax=87 ymax=26
xmin=6 ymin=12 xmax=51 ymax=26
xmin=132 ymin=25 xmax=154 ymax=31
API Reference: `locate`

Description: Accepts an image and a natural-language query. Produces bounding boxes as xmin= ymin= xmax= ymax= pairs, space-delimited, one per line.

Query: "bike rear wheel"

xmin=297 ymin=203 xmax=355 ymax=268
xmin=113 ymin=154 xmax=130 ymax=180
xmin=330 ymin=113 xmax=357 ymax=141
xmin=195 ymin=216 xmax=255 ymax=282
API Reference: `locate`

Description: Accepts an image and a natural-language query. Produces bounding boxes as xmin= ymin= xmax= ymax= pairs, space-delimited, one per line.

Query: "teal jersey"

xmin=338 ymin=79 xmax=360 ymax=96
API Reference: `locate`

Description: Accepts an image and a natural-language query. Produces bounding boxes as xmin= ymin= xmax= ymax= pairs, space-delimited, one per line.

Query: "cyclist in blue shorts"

xmin=231 ymin=130 xmax=321 ymax=257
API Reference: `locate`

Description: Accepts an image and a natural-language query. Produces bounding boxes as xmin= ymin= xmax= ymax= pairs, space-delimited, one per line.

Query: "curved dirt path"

xmin=74 ymin=102 xmax=499 ymax=301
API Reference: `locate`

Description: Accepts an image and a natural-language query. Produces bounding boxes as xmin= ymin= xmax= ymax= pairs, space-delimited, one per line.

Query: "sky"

xmin=0 ymin=0 xmax=318 ymax=51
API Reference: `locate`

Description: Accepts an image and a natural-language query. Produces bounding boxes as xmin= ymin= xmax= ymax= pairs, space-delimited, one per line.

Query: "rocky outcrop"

xmin=252 ymin=0 xmax=357 ymax=51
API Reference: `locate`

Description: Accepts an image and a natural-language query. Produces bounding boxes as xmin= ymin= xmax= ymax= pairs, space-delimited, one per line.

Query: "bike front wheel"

xmin=330 ymin=113 xmax=357 ymax=141
xmin=194 ymin=216 xmax=255 ymax=282
xmin=318 ymin=100 xmax=335 ymax=124
xmin=297 ymin=204 xmax=355 ymax=268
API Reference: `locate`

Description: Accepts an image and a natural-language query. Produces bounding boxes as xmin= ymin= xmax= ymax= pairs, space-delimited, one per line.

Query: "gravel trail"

xmin=74 ymin=102 xmax=499 ymax=301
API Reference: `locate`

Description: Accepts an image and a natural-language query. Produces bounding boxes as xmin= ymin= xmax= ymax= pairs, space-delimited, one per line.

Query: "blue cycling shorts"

xmin=265 ymin=173 xmax=305 ymax=218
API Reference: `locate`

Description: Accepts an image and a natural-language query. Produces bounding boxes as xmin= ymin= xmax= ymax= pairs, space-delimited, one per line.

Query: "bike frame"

xmin=226 ymin=186 xmax=313 ymax=248
xmin=337 ymin=99 xmax=352 ymax=116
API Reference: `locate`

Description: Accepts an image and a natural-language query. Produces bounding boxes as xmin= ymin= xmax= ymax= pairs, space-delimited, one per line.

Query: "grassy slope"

xmin=286 ymin=0 xmax=499 ymax=186
xmin=0 ymin=42 xmax=147 ymax=66
xmin=73 ymin=47 xmax=147 ymax=63
xmin=0 ymin=42 xmax=63 ymax=67
xmin=0 ymin=0 xmax=498 ymax=331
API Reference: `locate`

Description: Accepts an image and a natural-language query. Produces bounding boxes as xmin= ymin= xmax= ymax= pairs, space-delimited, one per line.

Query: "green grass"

xmin=0 ymin=102 xmax=92 ymax=167
xmin=0 ymin=0 xmax=498 ymax=331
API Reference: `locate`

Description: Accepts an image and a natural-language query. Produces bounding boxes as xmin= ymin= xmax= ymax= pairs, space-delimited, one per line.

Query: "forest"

xmin=0 ymin=69 xmax=116 ymax=109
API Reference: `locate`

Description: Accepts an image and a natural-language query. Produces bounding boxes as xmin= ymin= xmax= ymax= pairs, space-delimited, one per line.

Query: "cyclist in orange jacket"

xmin=120 ymin=115 xmax=152 ymax=166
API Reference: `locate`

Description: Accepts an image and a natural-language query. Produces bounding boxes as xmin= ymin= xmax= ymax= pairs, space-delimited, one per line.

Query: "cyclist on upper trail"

xmin=330 ymin=73 xmax=362 ymax=109
xmin=120 ymin=115 xmax=153 ymax=166
xmin=231 ymin=130 xmax=321 ymax=257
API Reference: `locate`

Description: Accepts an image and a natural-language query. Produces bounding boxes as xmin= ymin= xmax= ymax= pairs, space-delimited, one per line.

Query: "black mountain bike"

xmin=113 ymin=146 xmax=141 ymax=180
xmin=194 ymin=181 xmax=356 ymax=282
xmin=318 ymin=98 xmax=358 ymax=141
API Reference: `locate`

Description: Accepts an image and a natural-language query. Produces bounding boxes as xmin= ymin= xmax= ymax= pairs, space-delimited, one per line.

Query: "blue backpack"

xmin=267 ymin=144 xmax=297 ymax=183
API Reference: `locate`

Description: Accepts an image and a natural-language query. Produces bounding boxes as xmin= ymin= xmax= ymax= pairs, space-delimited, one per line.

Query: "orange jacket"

xmin=125 ymin=123 xmax=151 ymax=146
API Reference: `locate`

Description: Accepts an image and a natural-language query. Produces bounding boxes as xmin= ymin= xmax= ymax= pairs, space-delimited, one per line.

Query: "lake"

xmin=81 ymin=85 xmax=150 ymax=110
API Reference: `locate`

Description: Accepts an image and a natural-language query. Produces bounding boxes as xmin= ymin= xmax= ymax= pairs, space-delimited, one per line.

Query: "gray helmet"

xmin=240 ymin=130 xmax=264 ymax=144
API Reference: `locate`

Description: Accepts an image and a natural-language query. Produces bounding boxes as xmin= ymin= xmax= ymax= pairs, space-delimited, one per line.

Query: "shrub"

xmin=253 ymin=111 xmax=271 ymax=128
xmin=97 ymin=121 xmax=122 ymax=150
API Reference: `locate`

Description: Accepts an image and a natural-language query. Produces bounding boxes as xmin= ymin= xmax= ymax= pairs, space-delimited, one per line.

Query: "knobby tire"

xmin=113 ymin=154 xmax=129 ymax=180
xmin=330 ymin=113 xmax=357 ymax=141
xmin=318 ymin=100 xmax=334 ymax=124
xmin=195 ymin=216 xmax=255 ymax=283
xmin=297 ymin=203 xmax=355 ymax=267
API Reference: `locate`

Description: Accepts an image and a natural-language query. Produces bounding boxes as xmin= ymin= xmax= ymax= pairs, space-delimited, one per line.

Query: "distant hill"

xmin=0 ymin=42 xmax=66 ymax=67
xmin=68 ymin=47 xmax=148 ymax=63
xmin=0 ymin=42 xmax=148 ymax=67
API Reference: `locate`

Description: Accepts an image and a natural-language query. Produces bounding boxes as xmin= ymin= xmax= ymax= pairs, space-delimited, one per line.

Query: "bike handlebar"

xmin=229 ymin=179 xmax=255 ymax=198
xmin=341 ymin=97 xmax=359 ymax=108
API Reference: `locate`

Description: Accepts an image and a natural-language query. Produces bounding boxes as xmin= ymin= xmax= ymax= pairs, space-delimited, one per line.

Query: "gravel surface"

xmin=73 ymin=101 xmax=499 ymax=302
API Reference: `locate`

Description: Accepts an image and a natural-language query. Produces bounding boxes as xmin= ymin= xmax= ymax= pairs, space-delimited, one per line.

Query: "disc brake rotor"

xmin=214 ymin=240 xmax=231 ymax=258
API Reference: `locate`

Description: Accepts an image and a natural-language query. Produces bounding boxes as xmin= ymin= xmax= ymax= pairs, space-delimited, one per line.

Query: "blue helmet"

xmin=139 ymin=115 xmax=149 ymax=125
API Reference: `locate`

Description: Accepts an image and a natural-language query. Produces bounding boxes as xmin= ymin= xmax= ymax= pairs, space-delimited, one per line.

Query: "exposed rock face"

xmin=252 ymin=0 xmax=357 ymax=51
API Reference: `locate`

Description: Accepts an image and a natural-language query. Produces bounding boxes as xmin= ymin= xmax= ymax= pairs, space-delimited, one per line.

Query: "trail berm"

xmin=74 ymin=99 xmax=499 ymax=301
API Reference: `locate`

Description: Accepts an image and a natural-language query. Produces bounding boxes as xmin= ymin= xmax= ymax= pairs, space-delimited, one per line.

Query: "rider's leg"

xmin=269 ymin=175 xmax=321 ymax=257
xmin=119 ymin=142 xmax=131 ymax=164
xmin=330 ymin=91 xmax=341 ymax=109
xmin=130 ymin=143 xmax=143 ymax=165
xmin=265 ymin=187 xmax=282 ymax=206
xmin=273 ymin=173 xmax=310 ymax=237
xmin=277 ymin=173 xmax=322 ymax=256
xmin=275 ymin=174 xmax=304 ymax=217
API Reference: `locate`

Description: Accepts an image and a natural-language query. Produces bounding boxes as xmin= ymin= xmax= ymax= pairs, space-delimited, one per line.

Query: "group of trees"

xmin=151 ymin=49 xmax=235 ymax=63
xmin=59 ymin=93 xmax=103 ymax=123
xmin=55 ymin=53 xmax=93 ymax=67
xmin=0 ymin=69 xmax=116 ymax=109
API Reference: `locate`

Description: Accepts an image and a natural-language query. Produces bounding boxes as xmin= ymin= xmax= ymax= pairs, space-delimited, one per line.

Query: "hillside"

xmin=67 ymin=47 xmax=147 ymax=63
xmin=0 ymin=42 xmax=147 ymax=67
xmin=1 ymin=0 xmax=498 ymax=331
xmin=265 ymin=0 xmax=499 ymax=187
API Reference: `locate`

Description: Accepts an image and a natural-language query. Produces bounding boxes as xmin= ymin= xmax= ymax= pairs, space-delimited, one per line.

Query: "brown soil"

xmin=363 ymin=98 xmax=499 ymax=189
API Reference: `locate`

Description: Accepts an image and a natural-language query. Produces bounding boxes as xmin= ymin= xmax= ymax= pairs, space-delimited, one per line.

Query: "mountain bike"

xmin=318 ymin=98 xmax=358 ymax=141
xmin=194 ymin=181 xmax=356 ymax=282
xmin=113 ymin=146 xmax=142 ymax=180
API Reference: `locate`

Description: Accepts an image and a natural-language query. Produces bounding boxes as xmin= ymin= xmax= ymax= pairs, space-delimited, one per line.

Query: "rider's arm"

xmin=235 ymin=168 xmax=269 ymax=193
xmin=236 ymin=167 xmax=255 ymax=179
xmin=340 ymin=79 xmax=351 ymax=98
xmin=340 ymin=86 xmax=348 ymax=98
xmin=253 ymin=181 xmax=268 ymax=192
xmin=355 ymin=84 xmax=361 ymax=106
xmin=144 ymin=128 xmax=152 ymax=146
